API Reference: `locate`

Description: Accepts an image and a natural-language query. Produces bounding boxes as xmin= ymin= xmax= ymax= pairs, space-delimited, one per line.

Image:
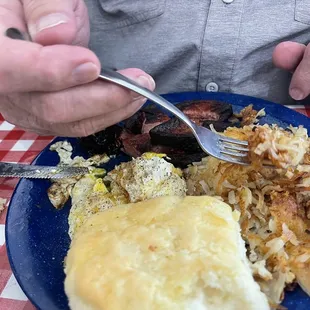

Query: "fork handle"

xmin=98 ymin=68 xmax=196 ymax=132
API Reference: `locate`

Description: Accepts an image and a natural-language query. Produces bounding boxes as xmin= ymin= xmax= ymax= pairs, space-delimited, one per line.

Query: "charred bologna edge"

xmin=121 ymin=133 xmax=151 ymax=158
xmin=78 ymin=125 xmax=123 ymax=156
xmin=150 ymin=117 xmax=200 ymax=152
xmin=150 ymin=100 xmax=234 ymax=151
xmin=124 ymin=104 xmax=169 ymax=134
xmin=175 ymin=100 xmax=233 ymax=122
xmin=123 ymin=111 xmax=145 ymax=134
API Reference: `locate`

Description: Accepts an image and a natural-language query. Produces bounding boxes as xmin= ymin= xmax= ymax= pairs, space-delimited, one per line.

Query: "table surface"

xmin=0 ymin=106 xmax=309 ymax=310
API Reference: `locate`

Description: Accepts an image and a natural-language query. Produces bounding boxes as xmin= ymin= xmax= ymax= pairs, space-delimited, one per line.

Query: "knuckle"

xmin=38 ymin=93 xmax=68 ymax=123
xmin=30 ymin=94 xmax=52 ymax=123
xmin=24 ymin=0 xmax=50 ymax=19
xmin=39 ymin=63 xmax=60 ymax=86
xmin=30 ymin=48 xmax=63 ymax=89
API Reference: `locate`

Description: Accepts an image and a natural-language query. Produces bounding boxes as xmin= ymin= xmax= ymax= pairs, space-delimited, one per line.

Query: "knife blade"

xmin=0 ymin=162 xmax=89 ymax=179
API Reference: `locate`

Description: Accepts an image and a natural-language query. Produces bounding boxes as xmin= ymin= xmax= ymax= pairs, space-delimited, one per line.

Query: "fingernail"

xmin=131 ymin=75 xmax=156 ymax=99
xmin=136 ymin=75 xmax=156 ymax=90
xmin=290 ymin=88 xmax=305 ymax=101
xmin=29 ymin=13 xmax=69 ymax=38
xmin=72 ymin=62 xmax=99 ymax=83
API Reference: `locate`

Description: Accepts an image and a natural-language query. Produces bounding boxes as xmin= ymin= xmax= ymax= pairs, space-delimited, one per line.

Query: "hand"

xmin=0 ymin=0 xmax=155 ymax=136
xmin=273 ymin=41 xmax=309 ymax=101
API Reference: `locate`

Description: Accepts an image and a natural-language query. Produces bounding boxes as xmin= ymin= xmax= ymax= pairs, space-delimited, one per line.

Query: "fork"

xmin=98 ymin=68 xmax=249 ymax=165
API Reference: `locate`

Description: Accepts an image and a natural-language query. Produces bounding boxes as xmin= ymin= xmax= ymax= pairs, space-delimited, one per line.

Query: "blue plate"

xmin=5 ymin=92 xmax=310 ymax=310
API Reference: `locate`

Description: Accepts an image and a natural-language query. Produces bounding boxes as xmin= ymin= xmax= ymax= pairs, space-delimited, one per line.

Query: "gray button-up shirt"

xmin=84 ymin=0 xmax=310 ymax=105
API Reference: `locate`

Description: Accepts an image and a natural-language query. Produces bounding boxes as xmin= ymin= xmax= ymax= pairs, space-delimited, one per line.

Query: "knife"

xmin=0 ymin=162 xmax=89 ymax=179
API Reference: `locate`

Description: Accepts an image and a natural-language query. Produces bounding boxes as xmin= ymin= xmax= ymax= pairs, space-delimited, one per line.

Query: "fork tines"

xmin=218 ymin=136 xmax=249 ymax=162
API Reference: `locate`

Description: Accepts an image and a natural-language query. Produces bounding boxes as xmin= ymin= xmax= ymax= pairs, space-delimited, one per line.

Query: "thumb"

xmin=272 ymin=41 xmax=306 ymax=72
xmin=23 ymin=0 xmax=78 ymax=45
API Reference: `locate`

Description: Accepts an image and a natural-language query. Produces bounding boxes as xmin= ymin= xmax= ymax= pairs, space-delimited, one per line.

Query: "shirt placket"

xmin=198 ymin=0 xmax=245 ymax=93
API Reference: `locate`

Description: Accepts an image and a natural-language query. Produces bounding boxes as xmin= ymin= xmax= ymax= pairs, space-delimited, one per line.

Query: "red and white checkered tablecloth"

xmin=0 ymin=106 xmax=309 ymax=310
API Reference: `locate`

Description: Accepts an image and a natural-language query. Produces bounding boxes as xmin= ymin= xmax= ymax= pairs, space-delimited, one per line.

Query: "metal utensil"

xmin=98 ymin=68 xmax=249 ymax=165
xmin=0 ymin=162 xmax=89 ymax=179
xmin=4 ymin=28 xmax=249 ymax=165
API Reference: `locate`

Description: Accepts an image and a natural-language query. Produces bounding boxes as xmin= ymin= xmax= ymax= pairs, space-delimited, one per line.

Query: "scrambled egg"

xmin=68 ymin=154 xmax=186 ymax=239
xmin=65 ymin=196 xmax=269 ymax=310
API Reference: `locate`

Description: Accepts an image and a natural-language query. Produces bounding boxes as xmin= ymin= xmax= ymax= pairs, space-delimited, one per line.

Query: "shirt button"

xmin=222 ymin=0 xmax=234 ymax=3
xmin=206 ymin=82 xmax=219 ymax=92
